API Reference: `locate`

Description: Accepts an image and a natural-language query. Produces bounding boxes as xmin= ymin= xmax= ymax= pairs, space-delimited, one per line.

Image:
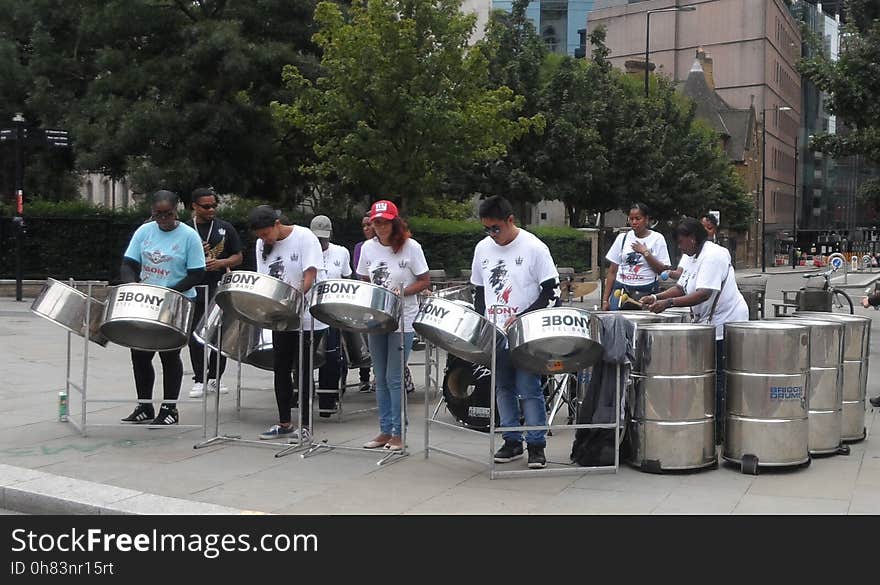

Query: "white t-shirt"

xmin=605 ymin=230 xmax=670 ymax=286
xmin=677 ymin=241 xmax=749 ymax=340
xmin=356 ymin=237 xmax=429 ymax=333
xmin=470 ymin=229 xmax=559 ymax=328
xmin=255 ymin=225 xmax=326 ymax=331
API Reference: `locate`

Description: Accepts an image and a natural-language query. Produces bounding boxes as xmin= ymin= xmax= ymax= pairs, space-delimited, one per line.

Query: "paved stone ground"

xmin=1 ymin=279 xmax=879 ymax=515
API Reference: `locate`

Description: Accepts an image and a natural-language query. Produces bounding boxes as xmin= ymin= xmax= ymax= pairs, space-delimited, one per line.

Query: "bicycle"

xmin=800 ymin=265 xmax=854 ymax=314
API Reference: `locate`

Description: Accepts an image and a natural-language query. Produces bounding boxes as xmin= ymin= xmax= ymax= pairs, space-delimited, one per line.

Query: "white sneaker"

xmin=288 ymin=427 xmax=312 ymax=445
xmin=188 ymin=383 xmax=205 ymax=398
xmin=207 ymin=380 xmax=229 ymax=394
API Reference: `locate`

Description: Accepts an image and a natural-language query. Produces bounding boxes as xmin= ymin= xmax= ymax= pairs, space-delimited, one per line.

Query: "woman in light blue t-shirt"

xmin=118 ymin=190 xmax=206 ymax=426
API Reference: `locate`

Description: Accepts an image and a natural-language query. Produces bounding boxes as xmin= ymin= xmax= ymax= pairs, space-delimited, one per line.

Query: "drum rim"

xmin=109 ymin=282 xmax=191 ymax=300
xmin=100 ymin=317 xmax=189 ymax=351
xmin=31 ymin=308 xmax=109 ymax=346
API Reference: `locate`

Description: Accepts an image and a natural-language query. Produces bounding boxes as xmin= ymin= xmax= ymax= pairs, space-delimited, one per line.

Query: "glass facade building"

xmin=492 ymin=1 xmax=595 ymax=56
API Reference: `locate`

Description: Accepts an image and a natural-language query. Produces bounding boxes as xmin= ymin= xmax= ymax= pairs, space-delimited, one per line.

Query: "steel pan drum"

xmin=341 ymin=330 xmax=371 ymax=369
xmin=244 ymin=328 xmax=326 ymax=371
xmin=193 ymin=302 xmax=250 ymax=361
xmin=309 ymin=279 xmax=401 ymax=334
xmin=508 ymin=308 xmax=603 ymax=374
xmin=215 ymin=270 xmax=302 ymax=331
xmin=30 ymin=278 xmax=109 ymax=346
xmin=101 ymin=284 xmax=193 ymax=351
xmin=434 ymin=285 xmax=474 ymax=305
xmin=413 ymin=297 xmax=506 ymax=366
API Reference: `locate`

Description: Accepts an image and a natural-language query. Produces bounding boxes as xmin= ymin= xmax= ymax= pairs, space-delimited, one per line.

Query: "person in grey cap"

xmin=248 ymin=205 xmax=325 ymax=444
xmin=310 ymin=214 xmax=353 ymax=416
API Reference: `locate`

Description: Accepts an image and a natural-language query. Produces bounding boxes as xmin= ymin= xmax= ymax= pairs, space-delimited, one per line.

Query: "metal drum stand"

xmin=424 ymin=305 xmax=622 ymax=479
xmin=301 ymin=283 xmax=410 ymax=466
xmin=64 ymin=281 xmax=208 ymax=437
xmin=194 ymin=299 xmax=308 ymax=454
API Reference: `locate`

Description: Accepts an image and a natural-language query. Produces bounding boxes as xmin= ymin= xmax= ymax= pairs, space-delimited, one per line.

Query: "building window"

xmin=85 ymin=180 xmax=93 ymax=202
xmin=540 ymin=212 xmax=548 ymax=220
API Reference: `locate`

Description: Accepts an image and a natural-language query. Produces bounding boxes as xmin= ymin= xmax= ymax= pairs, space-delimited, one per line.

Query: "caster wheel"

xmin=837 ymin=444 xmax=851 ymax=456
xmin=741 ymin=454 xmax=759 ymax=475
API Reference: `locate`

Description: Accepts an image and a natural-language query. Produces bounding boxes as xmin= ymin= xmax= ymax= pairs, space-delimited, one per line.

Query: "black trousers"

xmin=317 ymin=327 xmax=347 ymax=408
xmin=359 ymin=367 xmax=370 ymax=384
xmin=272 ymin=329 xmax=326 ymax=426
xmin=131 ymin=348 xmax=183 ymax=406
xmin=188 ymin=287 xmax=227 ymax=384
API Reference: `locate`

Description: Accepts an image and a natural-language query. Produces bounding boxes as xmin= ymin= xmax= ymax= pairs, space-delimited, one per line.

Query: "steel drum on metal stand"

xmin=101 ymin=283 xmax=194 ymax=351
xmin=301 ymin=279 xmax=407 ymax=464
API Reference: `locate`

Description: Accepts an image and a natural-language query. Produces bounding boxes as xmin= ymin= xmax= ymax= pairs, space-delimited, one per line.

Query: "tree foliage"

xmin=799 ymin=0 xmax=880 ymax=203
xmin=272 ymin=0 xmax=539 ymax=210
xmin=0 ymin=0 xmax=322 ymax=203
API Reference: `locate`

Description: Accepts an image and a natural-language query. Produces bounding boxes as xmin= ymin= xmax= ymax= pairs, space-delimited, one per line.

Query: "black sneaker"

xmin=358 ymin=382 xmax=371 ymax=393
xmin=151 ymin=405 xmax=179 ymax=426
xmin=493 ymin=440 xmax=524 ymax=463
xmin=870 ymin=395 xmax=880 ymax=408
xmin=404 ymin=367 xmax=415 ymax=394
xmin=527 ymin=444 xmax=547 ymax=469
xmin=121 ymin=404 xmax=154 ymax=424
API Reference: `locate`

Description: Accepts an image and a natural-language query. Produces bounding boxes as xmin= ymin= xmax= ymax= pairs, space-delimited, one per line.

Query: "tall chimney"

xmin=696 ymin=47 xmax=715 ymax=90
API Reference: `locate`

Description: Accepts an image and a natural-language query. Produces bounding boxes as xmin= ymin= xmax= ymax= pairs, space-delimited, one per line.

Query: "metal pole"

xmin=489 ymin=312 xmax=497 ymax=479
xmin=761 ymin=109 xmax=767 ymax=273
xmin=201 ymin=286 xmax=209 ymax=438
xmin=81 ymin=283 xmax=92 ymax=437
xmin=424 ymin=340 xmax=431 ymax=460
xmin=792 ymin=137 xmax=798 ymax=269
xmin=644 ymin=12 xmax=651 ymax=98
xmin=399 ymin=281 xmax=406 ymax=454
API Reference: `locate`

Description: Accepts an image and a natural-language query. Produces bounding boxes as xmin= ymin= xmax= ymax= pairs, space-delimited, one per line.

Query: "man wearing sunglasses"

xmin=187 ymin=187 xmax=243 ymax=398
xmin=471 ymin=196 xmax=560 ymax=469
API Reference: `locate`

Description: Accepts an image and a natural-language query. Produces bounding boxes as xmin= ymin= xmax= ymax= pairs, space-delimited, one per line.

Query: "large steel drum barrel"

xmin=789 ymin=318 xmax=845 ymax=454
xmin=723 ymin=322 xmax=811 ymax=470
xmin=628 ymin=324 xmax=717 ymax=472
xmin=795 ymin=312 xmax=870 ymax=442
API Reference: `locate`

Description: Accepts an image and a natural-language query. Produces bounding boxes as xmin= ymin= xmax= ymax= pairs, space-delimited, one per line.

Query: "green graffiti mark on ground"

xmin=0 ymin=436 xmax=179 ymax=457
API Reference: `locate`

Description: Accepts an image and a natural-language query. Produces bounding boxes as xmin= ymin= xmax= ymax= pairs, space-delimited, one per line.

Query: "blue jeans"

xmin=368 ymin=332 xmax=414 ymax=437
xmin=609 ymin=280 xmax=659 ymax=311
xmin=495 ymin=344 xmax=546 ymax=446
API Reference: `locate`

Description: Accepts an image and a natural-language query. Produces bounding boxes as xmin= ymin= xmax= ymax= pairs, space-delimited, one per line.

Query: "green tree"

xmin=273 ymin=0 xmax=538 ymax=211
xmin=799 ymin=0 xmax=880 ymax=203
xmin=1 ymin=0 xmax=323 ymax=204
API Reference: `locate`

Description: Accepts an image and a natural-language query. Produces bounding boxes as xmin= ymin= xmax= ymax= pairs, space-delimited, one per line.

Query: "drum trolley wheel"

xmin=424 ymin=305 xmax=624 ymax=479
xmin=58 ymin=281 xmax=210 ymax=437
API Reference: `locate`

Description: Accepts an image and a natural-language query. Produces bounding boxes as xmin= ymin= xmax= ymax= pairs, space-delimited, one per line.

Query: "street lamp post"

xmin=791 ymin=136 xmax=798 ymax=269
xmin=12 ymin=113 xmax=26 ymax=302
xmin=761 ymin=105 xmax=792 ymax=273
xmin=645 ymin=5 xmax=696 ymax=98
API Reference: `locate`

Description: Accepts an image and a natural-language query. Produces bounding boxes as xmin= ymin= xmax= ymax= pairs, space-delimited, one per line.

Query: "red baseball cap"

xmin=369 ymin=200 xmax=399 ymax=221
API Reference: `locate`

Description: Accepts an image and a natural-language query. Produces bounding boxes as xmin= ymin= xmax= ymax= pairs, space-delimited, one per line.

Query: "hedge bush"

xmin=0 ymin=203 xmax=590 ymax=281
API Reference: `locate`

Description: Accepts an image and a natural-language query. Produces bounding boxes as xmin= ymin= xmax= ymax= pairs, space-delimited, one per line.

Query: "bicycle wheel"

xmin=832 ymin=289 xmax=854 ymax=314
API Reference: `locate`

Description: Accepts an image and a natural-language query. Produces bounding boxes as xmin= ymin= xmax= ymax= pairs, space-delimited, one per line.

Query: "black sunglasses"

xmin=196 ymin=202 xmax=218 ymax=210
xmin=483 ymin=224 xmax=503 ymax=235
xmin=152 ymin=209 xmax=176 ymax=219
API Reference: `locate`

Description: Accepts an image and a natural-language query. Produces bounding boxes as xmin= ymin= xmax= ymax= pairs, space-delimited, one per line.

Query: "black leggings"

xmin=131 ymin=349 xmax=183 ymax=406
xmin=272 ymin=329 xmax=326 ymax=425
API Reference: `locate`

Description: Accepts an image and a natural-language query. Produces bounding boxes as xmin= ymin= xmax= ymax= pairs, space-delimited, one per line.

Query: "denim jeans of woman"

xmin=495 ymin=344 xmax=546 ymax=447
xmin=608 ymin=280 xmax=659 ymax=311
xmin=368 ymin=332 xmax=414 ymax=437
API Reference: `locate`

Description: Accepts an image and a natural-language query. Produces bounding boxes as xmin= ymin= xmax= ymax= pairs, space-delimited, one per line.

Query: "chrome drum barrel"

xmin=628 ymin=324 xmax=717 ymax=471
xmin=723 ymin=322 xmax=811 ymax=468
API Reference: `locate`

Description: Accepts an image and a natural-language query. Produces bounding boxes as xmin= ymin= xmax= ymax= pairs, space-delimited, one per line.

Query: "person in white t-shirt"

xmin=248 ymin=206 xmax=325 ymax=446
xmin=642 ymin=217 xmax=749 ymax=444
xmin=356 ymin=200 xmax=431 ymax=452
xmin=310 ymin=214 xmax=352 ymax=417
xmin=603 ymin=203 xmax=671 ymax=311
xmin=471 ymin=196 xmax=560 ymax=469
